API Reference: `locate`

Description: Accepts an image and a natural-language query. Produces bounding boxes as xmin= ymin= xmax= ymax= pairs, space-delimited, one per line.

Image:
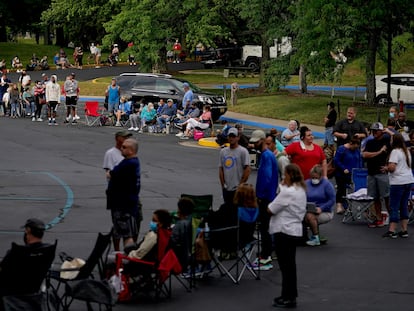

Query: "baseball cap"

xmin=249 ymin=130 xmax=266 ymax=143
xmin=370 ymin=122 xmax=384 ymax=131
xmin=70 ymin=72 xmax=76 ymax=77
xmin=228 ymin=128 xmax=238 ymax=136
xmin=115 ymin=130 xmax=133 ymax=138
xmin=167 ymin=98 xmax=173 ymax=103
xmin=23 ymin=218 xmax=46 ymax=231
xmin=183 ymin=82 xmax=189 ymax=88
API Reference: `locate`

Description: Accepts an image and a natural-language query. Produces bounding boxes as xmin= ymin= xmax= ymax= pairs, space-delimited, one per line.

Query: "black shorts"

xmin=111 ymin=210 xmax=138 ymax=239
xmin=48 ymin=101 xmax=58 ymax=112
xmin=66 ymin=96 xmax=77 ymax=107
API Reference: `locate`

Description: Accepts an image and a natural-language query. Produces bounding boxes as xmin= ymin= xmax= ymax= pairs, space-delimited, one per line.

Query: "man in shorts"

xmin=106 ymin=138 xmax=141 ymax=251
xmin=63 ymin=72 xmax=79 ymax=124
xmin=362 ymin=122 xmax=391 ymax=227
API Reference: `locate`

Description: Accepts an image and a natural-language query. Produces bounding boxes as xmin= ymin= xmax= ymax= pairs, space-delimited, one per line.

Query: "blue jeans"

xmin=389 ymin=183 xmax=412 ymax=223
xmin=324 ymin=127 xmax=334 ymax=145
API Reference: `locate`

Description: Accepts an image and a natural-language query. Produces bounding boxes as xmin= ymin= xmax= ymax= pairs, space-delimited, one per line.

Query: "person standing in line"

xmin=249 ymin=130 xmax=278 ymax=269
xmin=45 ymin=74 xmax=60 ymax=125
xmin=362 ymin=122 xmax=391 ymax=228
xmin=63 ymin=73 xmax=79 ymax=124
xmin=382 ymin=133 xmax=414 ymax=238
xmin=219 ymin=127 xmax=251 ymax=207
xmin=333 ymin=106 xmax=366 ymax=147
xmin=267 ymin=164 xmax=307 ymax=309
xmin=324 ymin=102 xmax=337 ymax=149
xmin=103 ymin=130 xmax=133 ymax=180
xmin=106 ymin=138 xmax=141 ymax=251
xmin=105 ymin=78 xmax=120 ymax=116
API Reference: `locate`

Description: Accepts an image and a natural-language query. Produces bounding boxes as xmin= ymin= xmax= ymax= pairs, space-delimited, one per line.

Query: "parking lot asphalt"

xmin=1 ymin=104 xmax=414 ymax=311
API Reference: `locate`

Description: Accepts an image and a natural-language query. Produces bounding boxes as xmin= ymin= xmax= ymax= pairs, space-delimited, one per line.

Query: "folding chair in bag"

xmin=84 ymin=101 xmax=104 ymax=126
xmin=209 ymin=206 xmax=260 ymax=284
xmin=115 ymin=227 xmax=182 ymax=301
xmin=48 ymin=231 xmax=115 ymax=311
xmin=0 ymin=240 xmax=57 ymax=311
xmin=342 ymin=168 xmax=375 ymax=224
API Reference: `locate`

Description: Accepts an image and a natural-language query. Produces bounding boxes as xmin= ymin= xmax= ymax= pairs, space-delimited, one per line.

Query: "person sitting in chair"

xmin=179 ymin=105 xmax=211 ymax=140
xmin=304 ymin=165 xmax=335 ymax=246
xmin=114 ymin=96 xmax=132 ymax=127
xmin=171 ymin=197 xmax=195 ymax=271
xmin=0 ymin=218 xmax=51 ymax=297
xmin=126 ymin=209 xmax=172 ymax=262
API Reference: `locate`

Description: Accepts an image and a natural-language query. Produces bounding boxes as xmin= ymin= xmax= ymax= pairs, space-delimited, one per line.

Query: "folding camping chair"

xmin=115 ymin=227 xmax=182 ymax=301
xmin=84 ymin=101 xmax=104 ymax=126
xmin=0 ymin=241 xmax=57 ymax=311
xmin=209 ymin=206 xmax=260 ymax=284
xmin=47 ymin=231 xmax=115 ymax=311
xmin=342 ymin=168 xmax=375 ymax=224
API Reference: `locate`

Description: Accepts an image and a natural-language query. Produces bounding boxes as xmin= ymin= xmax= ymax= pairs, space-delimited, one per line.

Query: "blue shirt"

xmin=305 ymin=178 xmax=335 ymax=213
xmin=182 ymin=89 xmax=194 ymax=109
xmin=107 ymin=85 xmax=120 ymax=104
xmin=256 ymin=148 xmax=278 ymax=201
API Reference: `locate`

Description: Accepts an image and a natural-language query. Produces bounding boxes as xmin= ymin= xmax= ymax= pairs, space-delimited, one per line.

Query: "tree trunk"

xmin=299 ymin=64 xmax=307 ymax=93
xmin=55 ymin=27 xmax=65 ymax=47
xmin=259 ymin=36 xmax=270 ymax=88
xmin=365 ymin=30 xmax=379 ymax=105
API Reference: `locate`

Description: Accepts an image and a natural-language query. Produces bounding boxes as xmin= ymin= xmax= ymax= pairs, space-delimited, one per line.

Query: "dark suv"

xmin=116 ymin=73 xmax=227 ymax=121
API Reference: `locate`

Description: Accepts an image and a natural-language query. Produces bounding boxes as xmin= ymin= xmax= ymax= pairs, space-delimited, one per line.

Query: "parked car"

xmin=116 ymin=73 xmax=227 ymax=121
xmin=375 ymin=74 xmax=414 ymax=105
xmin=200 ymin=46 xmax=242 ymax=68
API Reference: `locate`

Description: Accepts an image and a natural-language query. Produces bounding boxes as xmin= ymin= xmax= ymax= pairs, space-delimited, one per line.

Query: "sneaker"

xmin=174 ymin=123 xmax=183 ymax=129
xmin=134 ymin=127 xmax=139 ymax=131
xmin=53 ymin=120 xmax=58 ymax=125
xmin=306 ymin=235 xmax=321 ymax=246
xmin=32 ymin=117 xmax=36 ymax=122
xmin=37 ymin=118 xmax=43 ymax=122
xmin=48 ymin=120 xmax=52 ymax=126
xmin=259 ymin=256 xmax=272 ymax=265
xmin=175 ymin=132 xmax=184 ymax=137
xmin=128 ymin=127 xmax=135 ymax=131
xmin=162 ymin=128 xmax=166 ymax=134
xmin=138 ymin=129 xmax=143 ymax=133
xmin=375 ymin=220 xmax=385 ymax=227
xmin=368 ymin=220 xmax=382 ymax=228
xmin=180 ymin=136 xmax=190 ymax=140
xmin=273 ymin=297 xmax=297 ymax=308
xmin=74 ymin=115 xmax=80 ymax=120
xmin=252 ymin=263 xmax=273 ymax=271
xmin=115 ymin=122 xmax=121 ymax=127
xmin=64 ymin=119 xmax=69 ymax=124
xmin=382 ymin=231 xmax=398 ymax=238
xmin=398 ymin=231 xmax=409 ymax=238
xmin=71 ymin=120 xmax=77 ymax=124
xmin=27 ymin=113 xmax=31 ymax=117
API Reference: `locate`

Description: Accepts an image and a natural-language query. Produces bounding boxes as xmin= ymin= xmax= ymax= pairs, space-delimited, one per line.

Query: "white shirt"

xmin=103 ymin=147 xmax=123 ymax=171
xmin=388 ymin=148 xmax=414 ymax=185
xmin=268 ymin=184 xmax=307 ymax=237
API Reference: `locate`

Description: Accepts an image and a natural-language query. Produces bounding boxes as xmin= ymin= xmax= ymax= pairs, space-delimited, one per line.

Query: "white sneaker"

xmin=32 ymin=117 xmax=36 ymax=121
xmin=175 ymin=132 xmax=184 ymax=137
xmin=138 ymin=129 xmax=143 ymax=133
xmin=37 ymin=118 xmax=43 ymax=122
xmin=128 ymin=127 xmax=134 ymax=131
xmin=115 ymin=122 xmax=121 ymax=127
xmin=74 ymin=115 xmax=80 ymax=120
xmin=134 ymin=127 xmax=139 ymax=131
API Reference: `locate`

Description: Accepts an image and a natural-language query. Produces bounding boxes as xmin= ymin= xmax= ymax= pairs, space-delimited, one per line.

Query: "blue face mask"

xmin=149 ymin=221 xmax=157 ymax=232
xmin=389 ymin=112 xmax=395 ymax=118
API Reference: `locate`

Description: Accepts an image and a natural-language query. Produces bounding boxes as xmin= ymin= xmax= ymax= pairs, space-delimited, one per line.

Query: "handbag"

xmin=39 ymin=97 xmax=47 ymax=105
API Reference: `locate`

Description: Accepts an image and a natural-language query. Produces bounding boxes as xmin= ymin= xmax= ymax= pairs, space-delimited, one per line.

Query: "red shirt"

xmin=285 ymin=142 xmax=326 ymax=180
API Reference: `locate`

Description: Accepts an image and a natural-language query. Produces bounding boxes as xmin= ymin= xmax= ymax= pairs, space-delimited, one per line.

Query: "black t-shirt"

xmin=364 ymin=136 xmax=390 ymax=175
xmin=325 ymin=109 xmax=337 ymax=128
xmin=333 ymin=119 xmax=366 ymax=146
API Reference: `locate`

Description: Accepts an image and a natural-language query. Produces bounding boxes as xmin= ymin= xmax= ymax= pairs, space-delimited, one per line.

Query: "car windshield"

xmin=172 ymin=79 xmax=202 ymax=93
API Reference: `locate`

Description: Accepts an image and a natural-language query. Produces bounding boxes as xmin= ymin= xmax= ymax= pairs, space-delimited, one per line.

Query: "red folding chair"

xmin=84 ymin=101 xmax=103 ymax=126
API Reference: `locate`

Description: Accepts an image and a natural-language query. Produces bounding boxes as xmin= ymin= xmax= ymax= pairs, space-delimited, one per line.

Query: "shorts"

xmin=111 ymin=210 xmax=138 ymax=239
xmin=317 ymin=212 xmax=334 ymax=225
xmin=367 ymin=174 xmax=390 ymax=200
xmin=48 ymin=101 xmax=58 ymax=112
xmin=66 ymin=96 xmax=77 ymax=107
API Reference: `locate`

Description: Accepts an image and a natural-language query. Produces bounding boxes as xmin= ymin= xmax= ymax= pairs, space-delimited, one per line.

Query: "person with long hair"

xmin=382 ymin=133 xmax=414 ymax=238
xmin=267 ymin=164 xmax=307 ymax=308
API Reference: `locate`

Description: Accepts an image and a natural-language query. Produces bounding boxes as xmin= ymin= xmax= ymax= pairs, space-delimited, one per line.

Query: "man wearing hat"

xmin=219 ymin=127 xmax=250 ymax=206
xmin=156 ymin=98 xmax=176 ymax=133
xmin=362 ymin=122 xmax=391 ymax=227
xmin=63 ymin=72 xmax=79 ymax=124
xmin=250 ymin=130 xmax=278 ymax=268
xmin=103 ymin=130 xmax=133 ymax=180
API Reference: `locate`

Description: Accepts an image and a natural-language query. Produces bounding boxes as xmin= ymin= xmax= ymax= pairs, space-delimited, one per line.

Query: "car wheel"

xmin=375 ymin=94 xmax=393 ymax=106
xmin=246 ymin=60 xmax=260 ymax=73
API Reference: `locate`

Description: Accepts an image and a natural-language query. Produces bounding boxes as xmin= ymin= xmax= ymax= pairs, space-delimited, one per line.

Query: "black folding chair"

xmin=0 ymin=241 xmax=57 ymax=311
xmin=48 ymin=231 xmax=115 ymax=311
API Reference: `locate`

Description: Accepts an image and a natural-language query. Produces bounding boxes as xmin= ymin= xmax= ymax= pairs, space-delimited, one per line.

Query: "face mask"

xmin=311 ymin=178 xmax=320 ymax=185
xmin=149 ymin=221 xmax=157 ymax=232
xmin=389 ymin=112 xmax=395 ymax=118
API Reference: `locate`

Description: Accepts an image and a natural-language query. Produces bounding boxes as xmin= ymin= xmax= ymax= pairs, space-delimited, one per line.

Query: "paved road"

xmin=0 ymin=116 xmax=414 ymax=311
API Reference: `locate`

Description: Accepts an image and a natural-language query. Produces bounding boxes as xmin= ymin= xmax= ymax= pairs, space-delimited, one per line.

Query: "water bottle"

xmin=204 ymin=222 xmax=210 ymax=241
xmin=166 ymin=121 xmax=170 ymax=134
